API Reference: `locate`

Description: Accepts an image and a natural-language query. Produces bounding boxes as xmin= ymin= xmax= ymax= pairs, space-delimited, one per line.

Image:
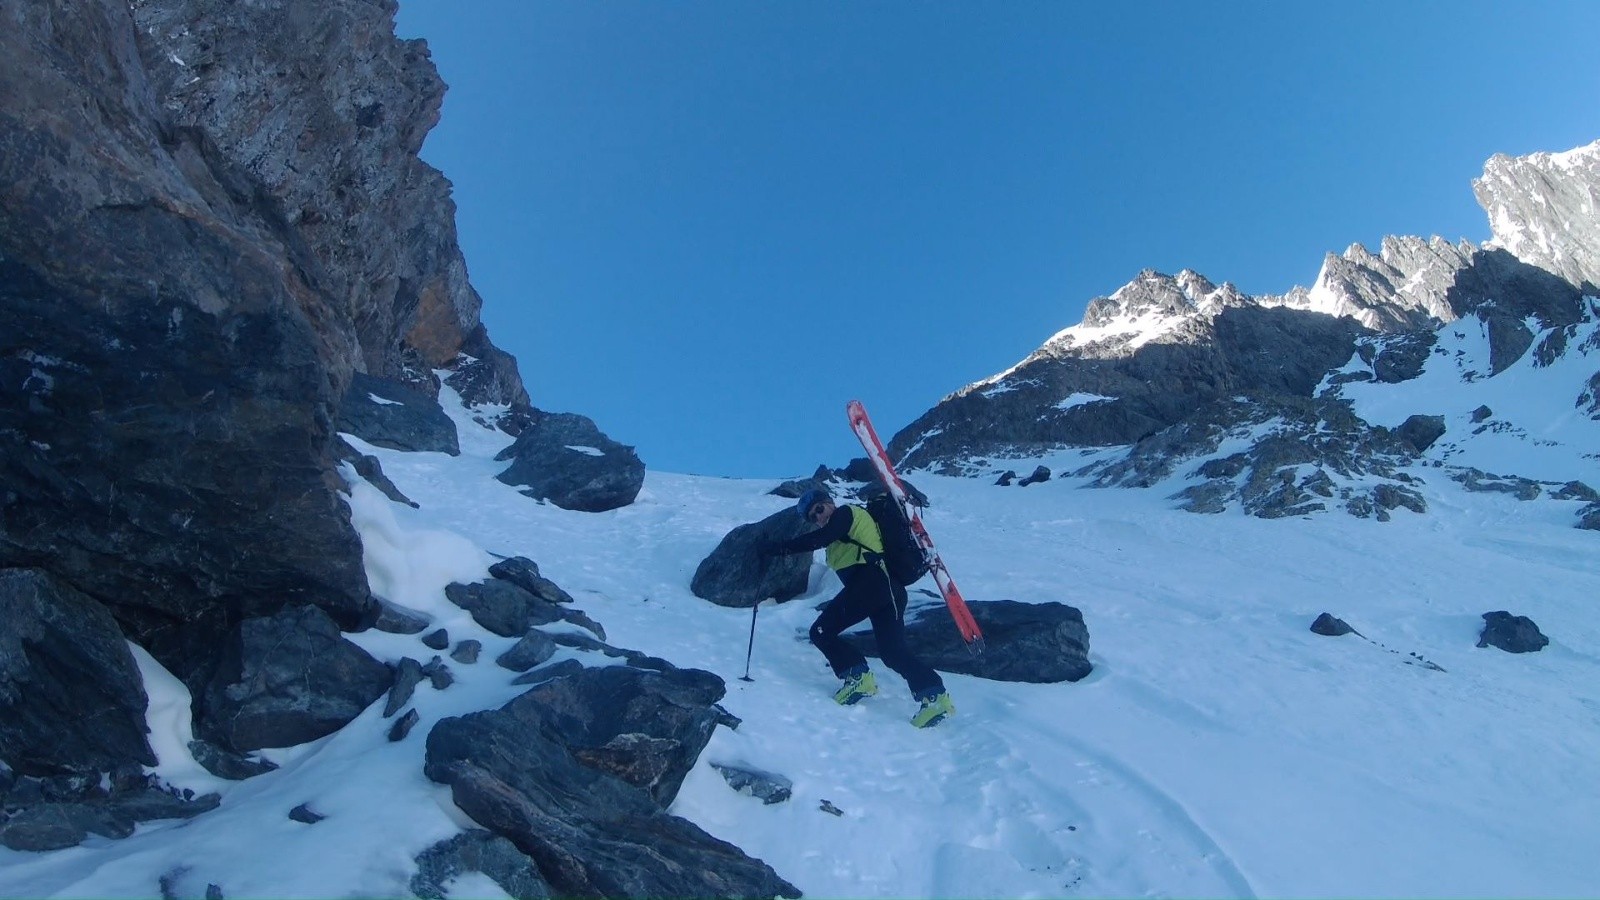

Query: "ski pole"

xmin=738 ymin=599 xmax=768 ymax=682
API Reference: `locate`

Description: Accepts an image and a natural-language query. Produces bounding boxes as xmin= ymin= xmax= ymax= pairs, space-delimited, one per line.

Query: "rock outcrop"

xmin=494 ymin=410 xmax=645 ymax=512
xmin=425 ymin=666 xmax=800 ymax=898
xmin=0 ymin=570 xmax=156 ymax=776
xmin=1474 ymin=140 xmax=1600 ymax=293
xmin=195 ymin=605 xmax=393 ymax=752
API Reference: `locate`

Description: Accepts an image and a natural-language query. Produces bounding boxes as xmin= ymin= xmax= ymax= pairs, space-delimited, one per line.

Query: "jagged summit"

xmin=1476 ymin=138 xmax=1600 ymax=291
xmin=888 ymin=139 xmax=1599 ymax=525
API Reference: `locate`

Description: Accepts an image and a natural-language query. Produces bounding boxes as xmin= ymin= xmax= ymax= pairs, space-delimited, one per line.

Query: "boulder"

xmin=494 ymin=410 xmax=644 ymax=512
xmin=690 ymin=509 xmax=814 ymax=608
xmin=495 ymin=632 xmax=559 ymax=672
xmin=425 ymin=666 xmax=798 ymax=898
xmin=187 ymin=740 xmax=278 ymax=781
xmin=411 ymin=830 xmax=554 ymax=900
xmin=445 ymin=580 xmax=601 ymax=639
xmin=1477 ymin=611 xmax=1549 ymax=653
xmin=1310 ymin=613 xmax=1357 ymax=637
xmin=710 ymin=764 xmax=793 ymax=805
xmin=844 ymin=599 xmax=1092 ymax=683
xmin=488 ymin=557 xmax=575 ymax=605
xmin=196 ymin=605 xmax=394 ymax=751
xmin=384 ymin=658 xmax=426 ymax=718
xmin=1018 ymin=465 xmax=1053 ymax=486
xmin=1395 ymin=414 xmax=1447 ymax=452
xmin=337 ymin=373 xmax=460 ymax=455
xmin=0 ymin=569 xmax=156 ymax=776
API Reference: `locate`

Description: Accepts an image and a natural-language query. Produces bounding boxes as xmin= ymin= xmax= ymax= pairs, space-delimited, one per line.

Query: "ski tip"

xmin=964 ymin=636 xmax=986 ymax=657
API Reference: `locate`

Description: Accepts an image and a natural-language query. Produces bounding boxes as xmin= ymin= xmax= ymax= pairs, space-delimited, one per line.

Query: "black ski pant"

xmin=809 ymin=563 xmax=945 ymax=699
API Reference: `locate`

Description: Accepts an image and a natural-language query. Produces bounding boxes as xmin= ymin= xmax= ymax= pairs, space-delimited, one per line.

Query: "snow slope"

xmin=1 ymin=382 xmax=1597 ymax=899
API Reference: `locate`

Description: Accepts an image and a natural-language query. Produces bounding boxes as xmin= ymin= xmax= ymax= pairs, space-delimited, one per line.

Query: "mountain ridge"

xmin=888 ymin=139 xmax=1599 ymax=526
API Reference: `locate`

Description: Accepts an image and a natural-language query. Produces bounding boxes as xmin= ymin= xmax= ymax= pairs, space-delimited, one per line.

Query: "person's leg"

xmin=864 ymin=570 xmax=945 ymax=698
xmin=809 ymin=584 xmax=875 ymax=678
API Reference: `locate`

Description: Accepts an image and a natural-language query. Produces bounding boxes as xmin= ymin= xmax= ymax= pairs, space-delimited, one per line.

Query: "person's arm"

xmin=769 ymin=506 xmax=855 ymax=555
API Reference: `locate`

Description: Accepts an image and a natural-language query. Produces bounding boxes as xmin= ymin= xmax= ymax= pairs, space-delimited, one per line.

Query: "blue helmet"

xmin=795 ymin=488 xmax=828 ymax=520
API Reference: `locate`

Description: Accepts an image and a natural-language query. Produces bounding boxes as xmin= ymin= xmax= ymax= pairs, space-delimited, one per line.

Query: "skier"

xmin=761 ymin=489 xmax=955 ymax=728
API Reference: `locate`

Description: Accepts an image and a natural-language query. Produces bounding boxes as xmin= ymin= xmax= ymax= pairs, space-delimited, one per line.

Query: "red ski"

xmin=847 ymin=399 xmax=985 ymax=654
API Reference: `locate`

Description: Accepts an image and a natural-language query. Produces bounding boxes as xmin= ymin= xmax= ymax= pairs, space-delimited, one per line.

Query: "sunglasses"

xmin=808 ymin=501 xmax=830 ymax=521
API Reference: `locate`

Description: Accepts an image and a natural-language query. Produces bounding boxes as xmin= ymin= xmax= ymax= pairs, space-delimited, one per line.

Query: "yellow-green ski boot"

xmin=833 ymin=668 xmax=878 ymax=705
xmin=911 ymin=691 xmax=954 ymax=728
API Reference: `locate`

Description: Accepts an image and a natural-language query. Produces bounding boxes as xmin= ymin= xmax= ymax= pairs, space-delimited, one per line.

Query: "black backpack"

xmin=851 ymin=493 xmax=930 ymax=586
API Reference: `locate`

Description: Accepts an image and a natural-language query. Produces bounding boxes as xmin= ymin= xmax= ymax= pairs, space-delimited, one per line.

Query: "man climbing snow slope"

xmin=761 ymin=489 xmax=955 ymax=728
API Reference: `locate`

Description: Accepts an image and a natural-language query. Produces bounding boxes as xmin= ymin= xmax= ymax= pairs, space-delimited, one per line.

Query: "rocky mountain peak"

xmin=1475 ymin=139 xmax=1600 ymax=292
xmin=887 ymin=138 xmax=1598 ymax=523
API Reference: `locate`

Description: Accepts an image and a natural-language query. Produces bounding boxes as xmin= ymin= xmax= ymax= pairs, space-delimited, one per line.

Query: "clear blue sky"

xmin=395 ymin=1 xmax=1598 ymax=479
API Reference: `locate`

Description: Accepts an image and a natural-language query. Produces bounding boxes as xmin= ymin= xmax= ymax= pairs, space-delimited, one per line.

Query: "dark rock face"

xmin=443 ymin=325 xmax=533 ymax=411
xmin=889 ymin=276 xmax=1374 ymax=471
xmin=1477 ymin=611 xmax=1550 ymax=653
xmin=412 ymin=830 xmax=554 ymax=900
xmin=494 ymin=410 xmax=645 ymax=512
xmin=691 ymin=509 xmax=814 ymax=608
xmin=3 ymin=0 xmax=550 ymax=721
xmin=0 ymin=569 xmax=156 ymax=776
xmin=425 ymin=667 xmax=799 ymax=899
xmin=129 ymin=0 xmax=520 ymax=384
xmin=196 ymin=605 xmax=394 ymax=752
xmin=845 ymin=599 xmax=1092 ymax=684
xmin=336 ymin=372 xmax=460 ymax=455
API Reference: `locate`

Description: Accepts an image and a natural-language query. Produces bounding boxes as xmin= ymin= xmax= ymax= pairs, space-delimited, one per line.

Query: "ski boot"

xmin=911 ymin=690 xmax=954 ymax=728
xmin=833 ymin=667 xmax=878 ymax=705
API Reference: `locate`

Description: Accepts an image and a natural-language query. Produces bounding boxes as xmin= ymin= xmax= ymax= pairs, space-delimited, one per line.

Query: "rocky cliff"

xmin=0 ymin=0 xmax=527 ymax=744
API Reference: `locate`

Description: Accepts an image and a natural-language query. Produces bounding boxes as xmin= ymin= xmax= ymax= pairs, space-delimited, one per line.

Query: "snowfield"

xmin=1 ymin=379 xmax=1597 ymax=899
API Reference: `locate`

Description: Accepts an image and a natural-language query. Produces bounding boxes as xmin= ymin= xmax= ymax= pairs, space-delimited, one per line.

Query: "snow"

xmin=3 ymin=382 xmax=1599 ymax=899
xmin=1327 ymin=306 xmax=1600 ymax=480
xmin=368 ymin=392 xmax=404 ymax=406
xmin=564 ymin=445 xmax=605 ymax=456
xmin=1053 ymin=392 xmax=1114 ymax=411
